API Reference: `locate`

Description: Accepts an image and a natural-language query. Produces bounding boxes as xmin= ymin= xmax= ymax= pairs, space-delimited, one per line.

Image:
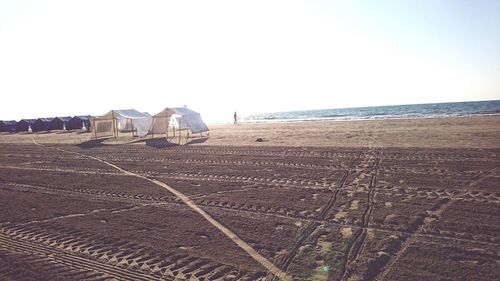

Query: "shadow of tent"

xmin=77 ymin=138 xmax=110 ymax=149
xmin=185 ymin=137 xmax=209 ymax=145
xmin=144 ymin=137 xmax=179 ymax=148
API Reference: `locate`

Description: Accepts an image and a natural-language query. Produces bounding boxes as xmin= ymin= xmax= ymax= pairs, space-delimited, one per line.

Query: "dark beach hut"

xmin=0 ymin=120 xmax=17 ymax=133
xmin=33 ymin=118 xmax=54 ymax=132
xmin=68 ymin=115 xmax=91 ymax=131
xmin=52 ymin=116 xmax=72 ymax=130
xmin=16 ymin=119 xmax=36 ymax=132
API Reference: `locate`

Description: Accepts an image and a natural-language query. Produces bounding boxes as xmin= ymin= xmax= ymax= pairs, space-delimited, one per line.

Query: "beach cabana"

xmin=92 ymin=109 xmax=152 ymax=139
xmin=0 ymin=120 xmax=17 ymax=133
xmin=33 ymin=118 xmax=54 ymax=132
xmin=52 ymin=116 xmax=72 ymax=130
xmin=150 ymin=107 xmax=209 ymax=140
xmin=16 ymin=119 xmax=36 ymax=132
xmin=68 ymin=115 xmax=91 ymax=131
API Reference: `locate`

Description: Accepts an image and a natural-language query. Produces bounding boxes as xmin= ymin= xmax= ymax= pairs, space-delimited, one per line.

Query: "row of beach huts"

xmin=1 ymin=107 xmax=209 ymax=141
xmin=0 ymin=116 xmax=91 ymax=133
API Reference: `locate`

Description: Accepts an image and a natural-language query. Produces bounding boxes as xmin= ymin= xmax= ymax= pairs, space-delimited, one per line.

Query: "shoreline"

xmin=232 ymin=113 xmax=500 ymax=125
xmin=234 ymin=99 xmax=500 ymax=125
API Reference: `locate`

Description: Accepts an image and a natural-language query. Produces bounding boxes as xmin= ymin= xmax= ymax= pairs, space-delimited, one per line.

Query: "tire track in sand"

xmin=273 ymin=149 xmax=366 ymax=280
xmin=31 ymin=137 xmax=288 ymax=280
xmin=375 ymin=165 xmax=500 ymax=281
xmin=340 ymin=148 xmax=383 ymax=281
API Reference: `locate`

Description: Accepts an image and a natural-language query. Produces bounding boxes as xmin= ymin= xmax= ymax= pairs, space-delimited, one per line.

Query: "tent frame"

xmin=153 ymin=115 xmax=204 ymax=144
xmin=93 ymin=110 xmax=149 ymax=140
xmin=150 ymin=107 xmax=208 ymax=144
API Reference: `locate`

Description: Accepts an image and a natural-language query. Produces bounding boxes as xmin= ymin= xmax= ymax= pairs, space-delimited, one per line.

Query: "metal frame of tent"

xmin=92 ymin=109 xmax=152 ymax=140
xmin=92 ymin=111 xmax=121 ymax=139
xmin=151 ymin=115 xmax=193 ymax=144
xmin=150 ymin=107 xmax=209 ymax=144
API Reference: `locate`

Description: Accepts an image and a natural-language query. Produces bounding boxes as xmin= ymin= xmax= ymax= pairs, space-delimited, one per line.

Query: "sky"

xmin=1 ymin=0 xmax=499 ymax=123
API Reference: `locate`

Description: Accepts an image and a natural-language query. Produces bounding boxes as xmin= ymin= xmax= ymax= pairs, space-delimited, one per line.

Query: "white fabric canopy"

xmin=150 ymin=107 xmax=209 ymax=134
xmin=94 ymin=109 xmax=152 ymax=137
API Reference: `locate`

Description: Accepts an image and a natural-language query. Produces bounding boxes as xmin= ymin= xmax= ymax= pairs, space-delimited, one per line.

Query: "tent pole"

xmin=111 ymin=111 xmax=117 ymax=139
xmin=151 ymin=117 xmax=154 ymax=138
xmin=131 ymin=119 xmax=135 ymax=138
xmin=93 ymin=119 xmax=97 ymax=140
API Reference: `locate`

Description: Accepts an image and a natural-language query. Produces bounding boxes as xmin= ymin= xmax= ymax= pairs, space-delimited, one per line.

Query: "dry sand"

xmin=206 ymin=116 xmax=500 ymax=148
xmin=1 ymin=115 xmax=499 ymax=280
xmin=1 ymin=116 xmax=499 ymax=148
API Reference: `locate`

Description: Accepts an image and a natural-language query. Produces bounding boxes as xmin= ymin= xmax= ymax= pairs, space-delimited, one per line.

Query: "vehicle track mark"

xmin=0 ymin=223 xmax=263 ymax=280
xmin=31 ymin=137 xmax=288 ymax=280
xmin=3 ymin=180 xmax=498 ymax=246
xmin=0 ymin=165 xmax=122 ymax=176
xmin=375 ymin=165 xmax=500 ymax=281
xmin=0 ymin=230 xmax=160 ymax=281
xmin=273 ymin=149 xmax=366 ymax=279
xmin=340 ymin=148 xmax=383 ymax=281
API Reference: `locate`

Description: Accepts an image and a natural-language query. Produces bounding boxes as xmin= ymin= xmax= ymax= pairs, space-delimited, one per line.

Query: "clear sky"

xmin=1 ymin=0 xmax=499 ymax=123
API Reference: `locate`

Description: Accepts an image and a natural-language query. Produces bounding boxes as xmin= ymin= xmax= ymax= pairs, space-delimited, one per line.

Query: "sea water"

xmin=242 ymin=100 xmax=500 ymax=123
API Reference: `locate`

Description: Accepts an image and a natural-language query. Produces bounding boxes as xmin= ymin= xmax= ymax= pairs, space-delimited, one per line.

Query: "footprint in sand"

xmin=350 ymin=200 xmax=359 ymax=210
xmin=335 ymin=211 xmax=347 ymax=219
xmin=341 ymin=227 xmax=352 ymax=239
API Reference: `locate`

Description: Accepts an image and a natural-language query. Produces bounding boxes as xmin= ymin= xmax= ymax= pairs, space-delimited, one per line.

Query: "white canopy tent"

xmin=92 ymin=109 xmax=153 ymax=139
xmin=150 ymin=107 xmax=209 ymax=137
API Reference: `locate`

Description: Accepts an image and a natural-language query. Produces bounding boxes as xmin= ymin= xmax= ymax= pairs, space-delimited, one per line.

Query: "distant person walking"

xmin=233 ymin=112 xmax=238 ymax=124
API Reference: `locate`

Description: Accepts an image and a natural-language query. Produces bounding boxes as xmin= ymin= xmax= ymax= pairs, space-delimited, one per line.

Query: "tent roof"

xmin=152 ymin=107 xmax=208 ymax=134
xmin=56 ymin=116 xmax=72 ymax=122
xmin=20 ymin=119 xmax=36 ymax=123
xmin=153 ymin=107 xmax=201 ymax=118
xmin=99 ymin=109 xmax=150 ymax=119
xmin=37 ymin=118 xmax=54 ymax=122
xmin=0 ymin=120 xmax=16 ymax=125
xmin=170 ymin=107 xmax=200 ymax=116
xmin=73 ymin=115 xmax=91 ymax=121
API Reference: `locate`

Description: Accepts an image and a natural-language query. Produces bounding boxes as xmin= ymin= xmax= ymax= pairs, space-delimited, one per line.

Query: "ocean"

xmin=241 ymin=100 xmax=500 ymax=123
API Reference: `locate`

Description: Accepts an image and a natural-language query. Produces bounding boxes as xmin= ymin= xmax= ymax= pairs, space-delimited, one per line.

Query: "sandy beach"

xmin=2 ymin=115 xmax=500 ymax=148
xmin=2 ymin=0 xmax=498 ymax=279
xmin=0 ymin=115 xmax=499 ymax=280
xmin=206 ymin=115 xmax=500 ymax=148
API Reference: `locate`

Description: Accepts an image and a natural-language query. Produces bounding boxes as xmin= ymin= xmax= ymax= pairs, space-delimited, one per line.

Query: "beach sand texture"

xmin=0 ymin=116 xmax=499 ymax=280
xmin=1 ymin=116 xmax=499 ymax=148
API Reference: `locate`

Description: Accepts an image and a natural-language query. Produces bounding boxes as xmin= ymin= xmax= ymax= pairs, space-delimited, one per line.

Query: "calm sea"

xmin=241 ymin=100 xmax=500 ymax=123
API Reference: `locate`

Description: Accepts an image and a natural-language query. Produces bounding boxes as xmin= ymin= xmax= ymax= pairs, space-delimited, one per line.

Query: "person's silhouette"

xmin=233 ymin=112 xmax=238 ymax=124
